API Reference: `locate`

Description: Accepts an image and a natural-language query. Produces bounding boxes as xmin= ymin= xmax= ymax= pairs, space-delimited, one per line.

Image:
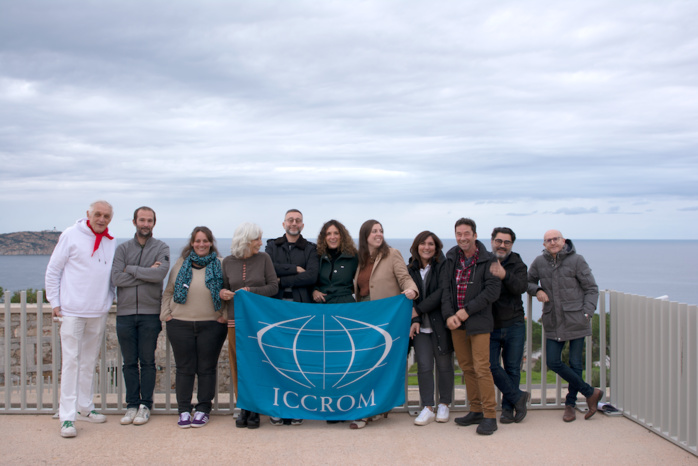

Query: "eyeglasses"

xmin=493 ymin=239 xmax=512 ymax=246
xmin=285 ymin=218 xmax=303 ymax=224
xmin=544 ymin=237 xmax=562 ymax=244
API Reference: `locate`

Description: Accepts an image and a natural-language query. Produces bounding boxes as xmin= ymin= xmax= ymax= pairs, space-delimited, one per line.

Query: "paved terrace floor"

xmin=1 ymin=410 xmax=696 ymax=465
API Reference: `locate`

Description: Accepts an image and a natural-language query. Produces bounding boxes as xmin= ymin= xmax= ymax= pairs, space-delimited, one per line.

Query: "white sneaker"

xmin=436 ymin=404 xmax=450 ymax=423
xmin=133 ymin=404 xmax=150 ymax=425
xmin=120 ymin=407 xmax=138 ymax=425
xmin=77 ymin=410 xmax=107 ymax=423
xmin=414 ymin=406 xmax=436 ymax=426
xmin=60 ymin=420 xmax=77 ymax=438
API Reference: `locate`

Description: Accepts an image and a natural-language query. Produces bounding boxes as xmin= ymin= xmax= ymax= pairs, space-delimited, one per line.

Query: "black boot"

xmin=236 ymin=409 xmax=249 ymax=428
xmin=247 ymin=411 xmax=260 ymax=429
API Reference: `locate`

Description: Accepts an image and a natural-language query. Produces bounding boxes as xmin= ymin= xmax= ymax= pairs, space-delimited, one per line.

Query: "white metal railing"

xmin=2 ymin=289 xmax=695 ymax=456
xmin=2 ymin=289 xmax=601 ymax=414
xmin=609 ymin=290 xmax=697 ymax=456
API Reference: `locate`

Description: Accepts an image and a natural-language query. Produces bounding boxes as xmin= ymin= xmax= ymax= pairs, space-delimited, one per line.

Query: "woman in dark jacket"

xmin=407 ymin=231 xmax=454 ymax=426
xmin=312 ymin=220 xmax=358 ymax=304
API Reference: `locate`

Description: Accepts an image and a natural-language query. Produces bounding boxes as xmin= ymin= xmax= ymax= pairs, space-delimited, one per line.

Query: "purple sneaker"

xmin=178 ymin=412 xmax=192 ymax=429
xmin=191 ymin=411 xmax=210 ymax=428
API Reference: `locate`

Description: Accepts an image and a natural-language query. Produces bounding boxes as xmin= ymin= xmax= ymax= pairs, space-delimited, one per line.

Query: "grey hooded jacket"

xmin=527 ymin=239 xmax=598 ymax=341
xmin=111 ymin=236 xmax=170 ymax=316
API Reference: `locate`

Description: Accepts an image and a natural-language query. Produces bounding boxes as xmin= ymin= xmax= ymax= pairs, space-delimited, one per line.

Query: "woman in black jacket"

xmin=407 ymin=231 xmax=454 ymax=426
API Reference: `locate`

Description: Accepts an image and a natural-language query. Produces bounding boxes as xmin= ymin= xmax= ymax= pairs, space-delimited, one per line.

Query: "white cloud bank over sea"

xmin=1 ymin=0 xmax=697 ymax=240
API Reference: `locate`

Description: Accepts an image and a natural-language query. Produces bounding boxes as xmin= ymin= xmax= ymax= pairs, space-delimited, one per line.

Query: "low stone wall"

xmin=1 ymin=305 xmax=234 ymax=393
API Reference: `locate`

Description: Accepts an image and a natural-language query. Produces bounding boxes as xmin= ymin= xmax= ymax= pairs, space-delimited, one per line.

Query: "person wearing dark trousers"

xmin=265 ymin=209 xmax=318 ymax=426
xmin=112 ymin=206 xmax=170 ymax=426
xmin=161 ymin=226 xmax=227 ymax=429
xmin=527 ymin=229 xmax=603 ymax=422
xmin=488 ymin=227 xmax=530 ymax=425
xmin=407 ymin=231 xmax=454 ymax=427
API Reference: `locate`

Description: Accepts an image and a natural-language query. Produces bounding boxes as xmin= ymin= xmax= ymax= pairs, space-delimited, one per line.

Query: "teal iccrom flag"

xmin=234 ymin=291 xmax=411 ymax=420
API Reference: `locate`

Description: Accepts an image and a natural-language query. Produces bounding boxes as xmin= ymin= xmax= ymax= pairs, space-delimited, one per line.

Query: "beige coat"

xmin=354 ymin=248 xmax=419 ymax=301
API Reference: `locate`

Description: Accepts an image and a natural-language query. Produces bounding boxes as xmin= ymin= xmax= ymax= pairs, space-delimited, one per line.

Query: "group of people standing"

xmin=46 ymin=200 xmax=604 ymax=439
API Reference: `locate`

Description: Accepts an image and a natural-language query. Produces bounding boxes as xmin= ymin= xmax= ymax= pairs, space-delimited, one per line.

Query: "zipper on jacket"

xmin=135 ymin=243 xmax=144 ymax=314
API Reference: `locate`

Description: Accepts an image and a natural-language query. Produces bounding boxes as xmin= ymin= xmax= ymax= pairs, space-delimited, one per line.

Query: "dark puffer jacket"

xmin=407 ymin=254 xmax=453 ymax=355
xmin=527 ymin=239 xmax=598 ymax=341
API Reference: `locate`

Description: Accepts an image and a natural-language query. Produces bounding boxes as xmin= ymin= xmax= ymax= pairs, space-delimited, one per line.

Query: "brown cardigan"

xmin=354 ymin=248 xmax=418 ymax=301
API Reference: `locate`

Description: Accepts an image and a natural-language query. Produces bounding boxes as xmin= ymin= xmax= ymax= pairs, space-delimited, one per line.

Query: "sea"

xmin=1 ymin=238 xmax=696 ymax=320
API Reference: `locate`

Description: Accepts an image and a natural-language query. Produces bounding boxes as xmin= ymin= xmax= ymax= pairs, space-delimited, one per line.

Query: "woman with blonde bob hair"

xmin=220 ymin=222 xmax=278 ymax=429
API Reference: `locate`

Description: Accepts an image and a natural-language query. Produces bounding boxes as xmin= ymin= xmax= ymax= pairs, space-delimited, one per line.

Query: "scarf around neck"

xmin=173 ymin=250 xmax=223 ymax=311
xmin=86 ymin=220 xmax=114 ymax=256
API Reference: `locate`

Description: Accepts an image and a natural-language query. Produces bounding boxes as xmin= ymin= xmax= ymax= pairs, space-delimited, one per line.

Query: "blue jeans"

xmin=489 ymin=321 xmax=525 ymax=411
xmin=116 ymin=314 xmax=162 ymax=410
xmin=546 ymin=337 xmax=594 ymax=406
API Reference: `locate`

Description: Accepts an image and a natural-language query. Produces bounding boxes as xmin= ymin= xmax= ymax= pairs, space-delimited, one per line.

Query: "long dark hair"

xmin=409 ymin=230 xmax=443 ymax=268
xmin=181 ymin=226 xmax=219 ymax=258
xmin=317 ymin=219 xmax=357 ymax=257
xmin=358 ymin=219 xmax=390 ymax=268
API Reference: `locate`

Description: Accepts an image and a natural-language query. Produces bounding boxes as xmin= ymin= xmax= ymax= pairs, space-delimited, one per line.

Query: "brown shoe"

xmin=584 ymin=388 xmax=604 ymax=420
xmin=563 ymin=405 xmax=576 ymax=422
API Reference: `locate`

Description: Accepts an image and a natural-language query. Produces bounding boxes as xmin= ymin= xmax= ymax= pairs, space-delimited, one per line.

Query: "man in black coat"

xmin=489 ymin=227 xmax=530 ymax=425
xmin=265 ymin=208 xmax=319 ymax=426
xmin=441 ymin=218 xmax=500 ymax=435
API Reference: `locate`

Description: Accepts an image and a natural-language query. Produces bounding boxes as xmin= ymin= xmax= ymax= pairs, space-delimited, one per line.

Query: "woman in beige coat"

xmin=351 ymin=219 xmax=418 ymax=429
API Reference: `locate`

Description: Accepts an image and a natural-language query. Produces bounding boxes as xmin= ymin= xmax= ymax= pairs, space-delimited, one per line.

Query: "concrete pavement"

xmin=1 ymin=410 xmax=696 ymax=465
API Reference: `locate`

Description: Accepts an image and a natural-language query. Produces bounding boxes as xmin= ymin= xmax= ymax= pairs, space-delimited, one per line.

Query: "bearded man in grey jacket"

xmin=111 ymin=206 xmax=170 ymax=426
xmin=527 ymin=229 xmax=603 ymax=423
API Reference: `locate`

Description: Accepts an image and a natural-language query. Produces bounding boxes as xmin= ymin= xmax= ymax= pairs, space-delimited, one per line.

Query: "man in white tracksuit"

xmin=45 ymin=200 xmax=116 ymax=438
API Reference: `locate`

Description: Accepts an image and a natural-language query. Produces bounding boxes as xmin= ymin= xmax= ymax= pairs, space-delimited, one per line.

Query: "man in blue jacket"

xmin=111 ymin=206 xmax=170 ymax=426
xmin=265 ymin=208 xmax=319 ymax=425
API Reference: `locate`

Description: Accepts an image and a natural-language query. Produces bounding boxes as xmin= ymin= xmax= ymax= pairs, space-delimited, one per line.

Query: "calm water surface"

xmin=1 ymin=239 xmax=696 ymax=312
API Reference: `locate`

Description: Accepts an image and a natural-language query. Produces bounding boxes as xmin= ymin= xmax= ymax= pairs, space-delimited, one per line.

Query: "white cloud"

xmin=0 ymin=0 xmax=697 ymax=238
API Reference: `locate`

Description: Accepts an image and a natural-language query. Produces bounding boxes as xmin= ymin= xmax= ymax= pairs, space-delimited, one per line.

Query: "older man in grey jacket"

xmin=111 ymin=206 xmax=170 ymax=426
xmin=527 ymin=229 xmax=603 ymax=423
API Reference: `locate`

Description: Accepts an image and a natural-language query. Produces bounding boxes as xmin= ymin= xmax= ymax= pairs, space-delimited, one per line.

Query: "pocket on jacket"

xmin=563 ymin=308 xmax=589 ymax=332
xmin=561 ymin=301 xmax=583 ymax=312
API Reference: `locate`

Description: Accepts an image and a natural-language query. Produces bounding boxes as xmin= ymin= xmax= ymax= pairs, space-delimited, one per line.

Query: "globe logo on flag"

xmin=256 ymin=314 xmax=393 ymax=390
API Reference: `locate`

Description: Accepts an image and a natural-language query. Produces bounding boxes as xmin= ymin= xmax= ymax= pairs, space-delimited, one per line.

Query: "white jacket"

xmin=45 ymin=217 xmax=116 ymax=317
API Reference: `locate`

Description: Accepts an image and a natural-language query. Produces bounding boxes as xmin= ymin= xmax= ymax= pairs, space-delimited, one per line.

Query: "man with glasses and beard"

xmin=488 ymin=227 xmax=530 ymax=425
xmin=265 ymin=209 xmax=319 ymax=426
xmin=528 ymin=230 xmax=603 ymax=423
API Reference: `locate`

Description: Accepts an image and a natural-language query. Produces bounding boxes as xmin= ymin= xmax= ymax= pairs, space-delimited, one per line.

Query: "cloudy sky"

xmin=1 ymin=0 xmax=697 ymax=240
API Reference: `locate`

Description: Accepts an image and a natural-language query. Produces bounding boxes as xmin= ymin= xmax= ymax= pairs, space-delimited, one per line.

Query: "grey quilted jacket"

xmin=527 ymin=239 xmax=598 ymax=341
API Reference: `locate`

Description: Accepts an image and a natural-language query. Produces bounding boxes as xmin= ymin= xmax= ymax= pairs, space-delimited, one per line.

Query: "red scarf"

xmin=87 ymin=220 xmax=114 ymax=256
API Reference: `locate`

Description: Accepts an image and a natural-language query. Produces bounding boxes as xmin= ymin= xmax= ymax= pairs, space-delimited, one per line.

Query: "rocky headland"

xmin=0 ymin=231 xmax=61 ymax=255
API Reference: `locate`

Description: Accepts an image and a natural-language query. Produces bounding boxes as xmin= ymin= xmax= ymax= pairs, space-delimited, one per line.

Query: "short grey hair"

xmin=230 ymin=222 xmax=263 ymax=259
xmin=89 ymin=200 xmax=113 ymax=214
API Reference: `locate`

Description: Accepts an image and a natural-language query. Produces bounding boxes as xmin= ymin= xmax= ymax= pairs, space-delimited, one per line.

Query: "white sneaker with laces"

xmin=77 ymin=410 xmax=107 ymax=423
xmin=120 ymin=407 xmax=138 ymax=425
xmin=133 ymin=404 xmax=150 ymax=425
xmin=436 ymin=404 xmax=450 ymax=423
xmin=414 ymin=406 xmax=436 ymax=426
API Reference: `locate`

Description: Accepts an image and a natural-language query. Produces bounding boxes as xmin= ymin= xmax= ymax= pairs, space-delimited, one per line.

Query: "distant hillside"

xmin=0 ymin=231 xmax=62 ymax=255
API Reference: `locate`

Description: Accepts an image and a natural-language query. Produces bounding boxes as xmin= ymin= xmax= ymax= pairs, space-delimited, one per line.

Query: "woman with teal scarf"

xmin=161 ymin=226 xmax=227 ymax=429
